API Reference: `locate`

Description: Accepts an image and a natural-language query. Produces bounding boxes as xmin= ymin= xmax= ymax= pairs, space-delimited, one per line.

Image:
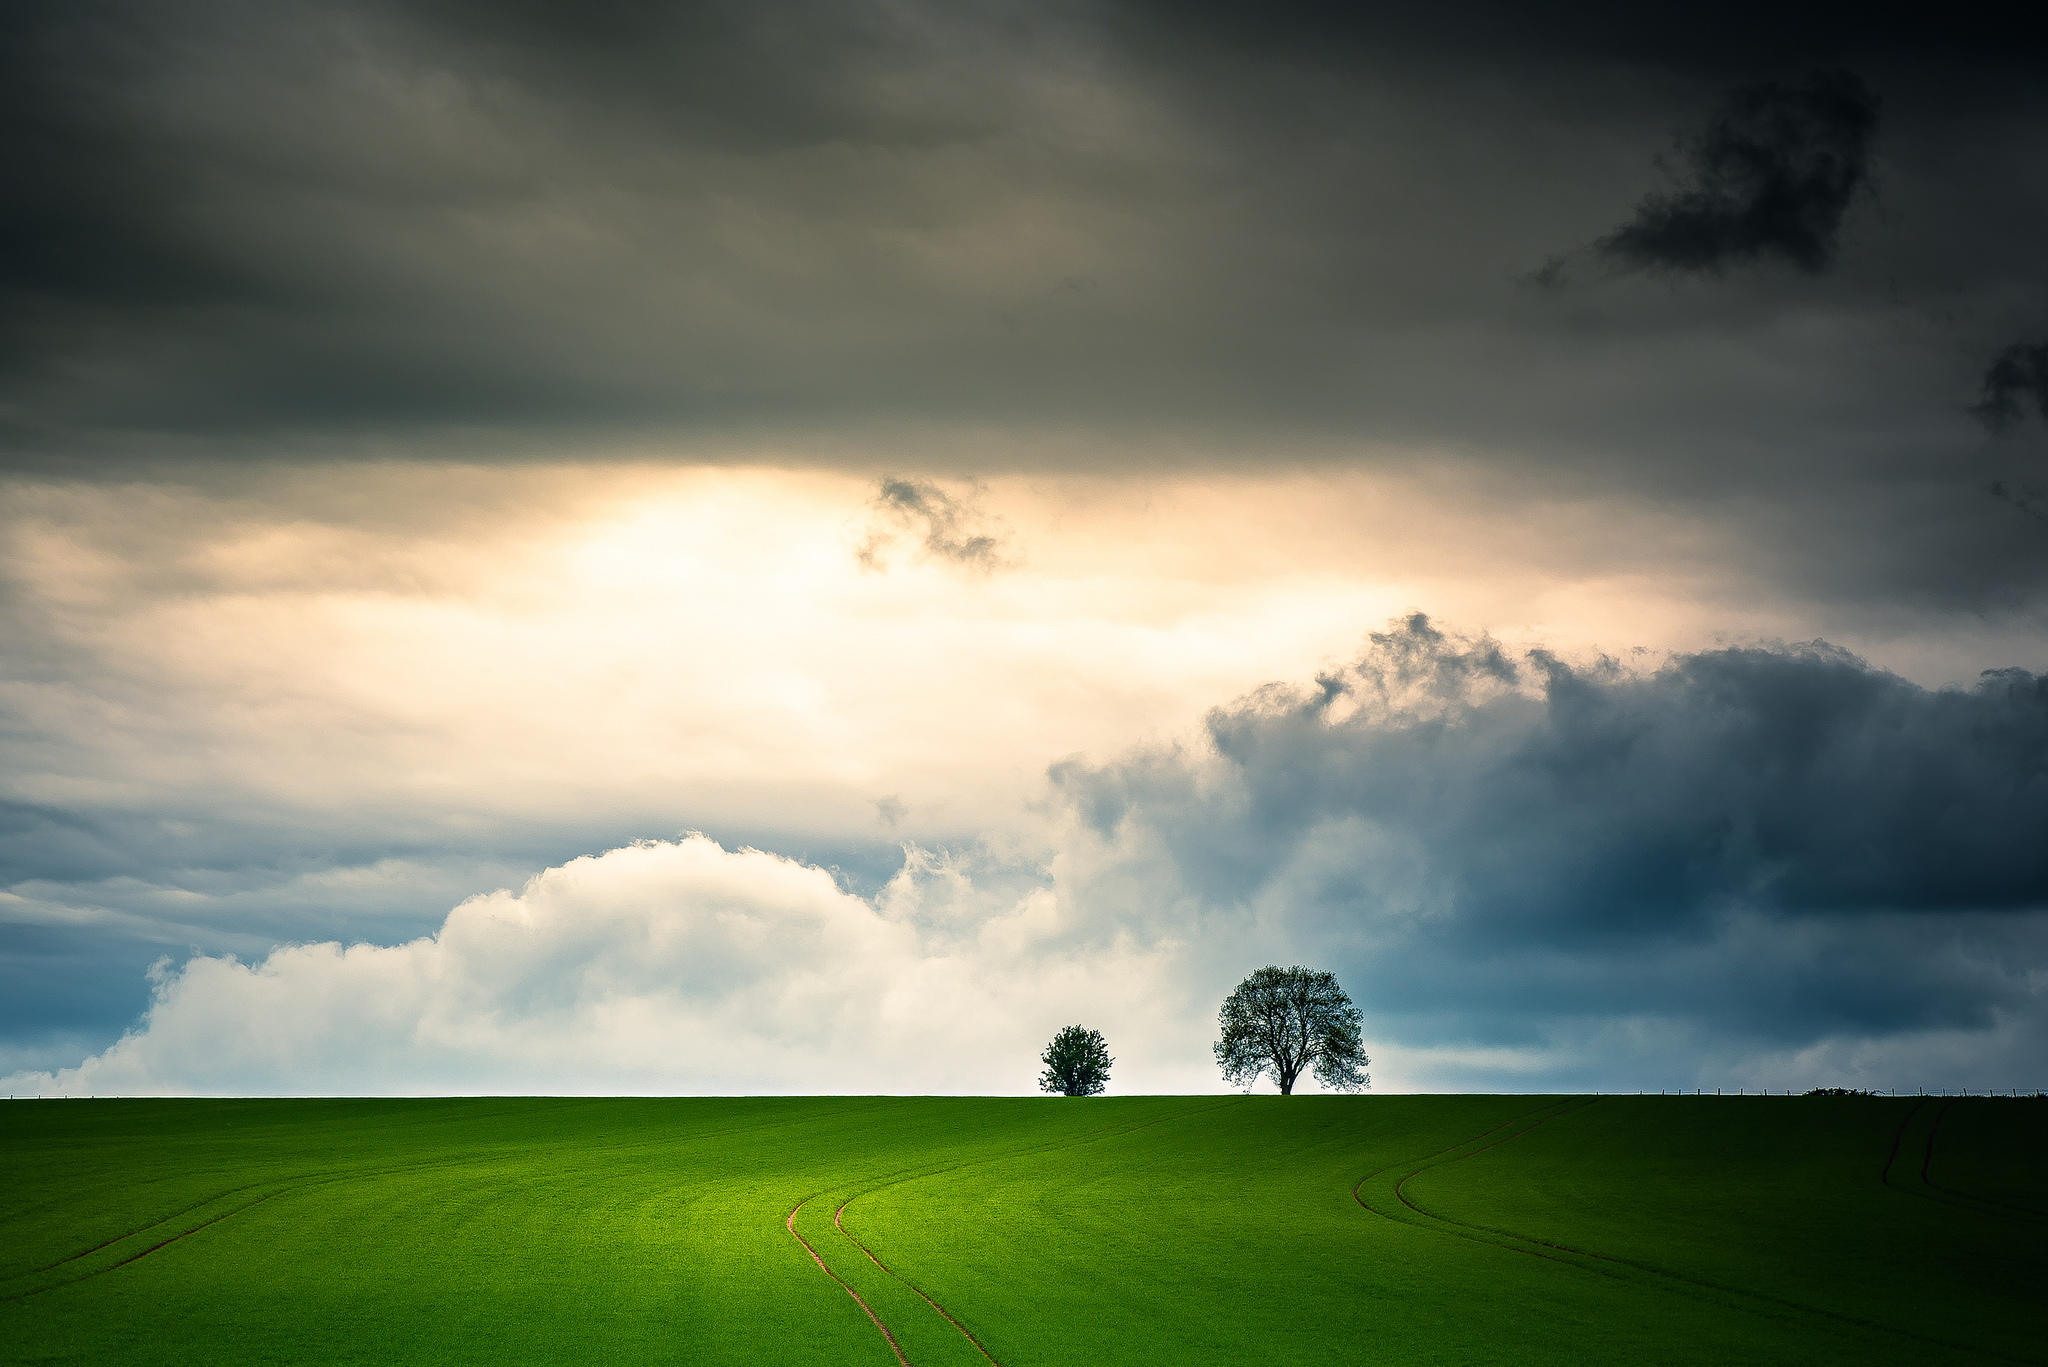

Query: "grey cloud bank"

xmin=1050 ymin=617 xmax=2048 ymax=1090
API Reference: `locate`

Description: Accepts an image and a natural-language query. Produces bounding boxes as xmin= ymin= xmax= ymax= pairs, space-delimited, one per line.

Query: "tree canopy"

xmin=1214 ymin=966 xmax=1369 ymax=1095
xmin=1039 ymin=1025 xmax=1113 ymax=1097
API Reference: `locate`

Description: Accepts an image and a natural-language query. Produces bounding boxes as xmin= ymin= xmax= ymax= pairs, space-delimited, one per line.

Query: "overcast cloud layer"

xmin=6 ymin=3 xmax=2048 ymax=600
xmin=5 ymin=2 xmax=2047 ymax=1093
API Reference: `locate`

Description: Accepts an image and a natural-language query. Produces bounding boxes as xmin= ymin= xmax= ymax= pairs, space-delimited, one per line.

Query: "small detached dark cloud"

xmin=1975 ymin=340 xmax=2048 ymax=432
xmin=1589 ymin=69 xmax=1880 ymax=278
xmin=1050 ymin=615 xmax=2048 ymax=1088
xmin=856 ymin=478 xmax=1012 ymax=574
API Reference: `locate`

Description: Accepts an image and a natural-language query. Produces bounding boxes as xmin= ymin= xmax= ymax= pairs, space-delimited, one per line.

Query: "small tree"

xmin=1214 ymin=966 xmax=1369 ymax=1095
xmin=1039 ymin=1025 xmax=1113 ymax=1097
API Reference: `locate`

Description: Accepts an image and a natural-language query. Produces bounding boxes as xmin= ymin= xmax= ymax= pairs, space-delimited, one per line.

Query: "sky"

xmin=3 ymin=0 xmax=2046 ymax=1097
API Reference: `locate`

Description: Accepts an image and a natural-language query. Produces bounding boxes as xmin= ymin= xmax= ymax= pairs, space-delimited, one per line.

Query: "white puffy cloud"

xmin=2 ymin=835 xmax=1215 ymax=1097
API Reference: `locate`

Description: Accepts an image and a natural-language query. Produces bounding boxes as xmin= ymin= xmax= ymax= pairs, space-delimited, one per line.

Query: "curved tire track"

xmin=1881 ymin=1097 xmax=2047 ymax=1227
xmin=787 ymin=1196 xmax=912 ymax=1367
xmin=1353 ymin=1099 xmax=1622 ymax=1277
xmin=1349 ymin=1098 xmax=1578 ymax=1236
xmin=834 ymin=1201 xmax=1001 ymax=1367
xmin=815 ymin=1098 xmax=1244 ymax=1367
xmin=1919 ymin=1098 xmax=2048 ymax=1224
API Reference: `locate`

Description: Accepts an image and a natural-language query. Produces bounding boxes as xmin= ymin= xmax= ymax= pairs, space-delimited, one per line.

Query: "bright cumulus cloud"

xmin=2 ymin=836 xmax=1205 ymax=1097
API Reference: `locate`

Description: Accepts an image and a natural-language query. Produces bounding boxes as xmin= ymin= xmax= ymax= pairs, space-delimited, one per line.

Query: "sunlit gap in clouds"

xmin=3 ymin=459 xmax=1475 ymax=848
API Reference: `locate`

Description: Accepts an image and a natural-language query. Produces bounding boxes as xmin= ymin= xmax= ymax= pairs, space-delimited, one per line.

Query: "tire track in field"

xmin=0 ymin=1189 xmax=284 ymax=1304
xmin=1878 ymin=1096 xmax=1927 ymax=1189
xmin=1358 ymin=1099 xmax=2041 ymax=1366
xmin=787 ymin=1196 xmax=912 ymax=1367
xmin=1882 ymin=1097 xmax=2047 ymax=1227
xmin=834 ymin=1202 xmax=1001 ymax=1367
xmin=815 ymin=1098 xmax=1245 ymax=1366
xmin=1921 ymin=1096 xmax=1961 ymax=1192
xmin=1352 ymin=1099 xmax=1625 ymax=1278
xmin=3 ymin=1179 xmax=274 ymax=1282
xmin=1878 ymin=1096 xmax=1978 ymax=1221
xmin=0 ymin=1152 xmax=508 ymax=1305
xmin=1917 ymin=1098 xmax=2048 ymax=1225
xmin=1390 ymin=1099 xmax=1613 ymax=1269
xmin=1348 ymin=1097 xmax=1582 ymax=1240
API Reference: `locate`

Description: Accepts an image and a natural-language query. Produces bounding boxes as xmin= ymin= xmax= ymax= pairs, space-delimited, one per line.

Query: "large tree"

xmin=1039 ymin=1025 xmax=1113 ymax=1096
xmin=1214 ymin=966 xmax=1369 ymax=1095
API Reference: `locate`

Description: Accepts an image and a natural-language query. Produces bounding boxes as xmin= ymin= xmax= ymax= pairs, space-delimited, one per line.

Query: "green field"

xmin=3 ymin=1095 xmax=2042 ymax=1365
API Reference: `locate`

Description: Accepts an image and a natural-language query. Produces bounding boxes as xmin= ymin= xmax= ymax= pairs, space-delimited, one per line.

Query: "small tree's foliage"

xmin=1214 ymin=966 xmax=1369 ymax=1096
xmin=1039 ymin=1024 xmax=1113 ymax=1097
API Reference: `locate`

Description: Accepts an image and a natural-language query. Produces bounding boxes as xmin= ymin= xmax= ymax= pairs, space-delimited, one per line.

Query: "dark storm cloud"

xmin=1975 ymin=341 xmax=2048 ymax=431
xmin=1050 ymin=616 xmax=2048 ymax=1072
xmin=1594 ymin=70 xmax=1879 ymax=276
xmin=856 ymin=478 xmax=1009 ymax=572
xmin=0 ymin=0 xmax=1170 ymax=462
xmin=1115 ymin=0 xmax=2048 ymax=73
xmin=5 ymin=0 xmax=2048 ymax=607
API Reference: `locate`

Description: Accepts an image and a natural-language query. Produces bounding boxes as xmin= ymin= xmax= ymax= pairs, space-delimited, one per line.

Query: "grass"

xmin=2 ymin=1094 xmax=2041 ymax=1365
